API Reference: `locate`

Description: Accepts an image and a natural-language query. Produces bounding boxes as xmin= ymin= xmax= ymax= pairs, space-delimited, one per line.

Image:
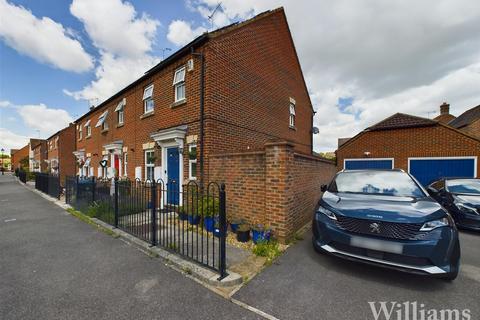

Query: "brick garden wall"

xmin=210 ymin=141 xmax=336 ymax=242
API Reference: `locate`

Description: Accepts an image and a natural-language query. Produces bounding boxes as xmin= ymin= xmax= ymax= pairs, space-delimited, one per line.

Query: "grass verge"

xmin=67 ymin=208 xmax=119 ymax=238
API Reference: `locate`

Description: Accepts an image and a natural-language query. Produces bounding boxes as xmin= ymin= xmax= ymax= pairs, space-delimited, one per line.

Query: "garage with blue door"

xmin=409 ymin=157 xmax=476 ymax=186
xmin=344 ymin=159 xmax=393 ymax=170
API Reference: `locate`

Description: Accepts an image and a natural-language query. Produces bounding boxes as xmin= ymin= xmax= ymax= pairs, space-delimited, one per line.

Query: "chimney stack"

xmin=440 ymin=102 xmax=450 ymax=115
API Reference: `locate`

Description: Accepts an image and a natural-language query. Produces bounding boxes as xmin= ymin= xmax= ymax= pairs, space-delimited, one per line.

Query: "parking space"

xmin=234 ymin=230 xmax=480 ymax=320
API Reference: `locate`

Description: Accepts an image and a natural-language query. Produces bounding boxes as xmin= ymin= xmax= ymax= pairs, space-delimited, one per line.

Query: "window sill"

xmin=116 ymin=123 xmax=124 ymax=128
xmin=140 ymin=111 xmax=154 ymax=119
xmin=86 ymin=135 xmax=91 ymax=139
xmin=289 ymin=126 xmax=297 ymax=130
xmin=101 ymin=128 xmax=109 ymax=134
xmin=171 ymin=98 xmax=187 ymax=108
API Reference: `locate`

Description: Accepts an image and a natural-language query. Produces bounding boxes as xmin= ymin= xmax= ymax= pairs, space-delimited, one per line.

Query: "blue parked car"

xmin=427 ymin=178 xmax=480 ymax=231
xmin=312 ymin=169 xmax=460 ymax=280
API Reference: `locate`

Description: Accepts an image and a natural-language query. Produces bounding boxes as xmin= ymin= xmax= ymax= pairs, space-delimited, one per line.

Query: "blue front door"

xmin=409 ymin=158 xmax=475 ymax=186
xmin=167 ymin=147 xmax=180 ymax=205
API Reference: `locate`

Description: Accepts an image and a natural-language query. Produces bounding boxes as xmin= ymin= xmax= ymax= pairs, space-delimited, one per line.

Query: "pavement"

xmin=0 ymin=174 xmax=261 ymax=320
xmin=234 ymin=225 xmax=480 ymax=319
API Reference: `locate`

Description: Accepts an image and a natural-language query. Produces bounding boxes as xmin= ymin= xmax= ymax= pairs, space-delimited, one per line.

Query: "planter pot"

xmin=188 ymin=215 xmax=201 ymax=225
xmin=236 ymin=230 xmax=250 ymax=243
xmin=204 ymin=216 xmax=215 ymax=232
xmin=178 ymin=212 xmax=188 ymax=221
xmin=252 ymin=229 xmax=271 ymax=244
xmin=230 ymin=222 xmax=240 ymax=233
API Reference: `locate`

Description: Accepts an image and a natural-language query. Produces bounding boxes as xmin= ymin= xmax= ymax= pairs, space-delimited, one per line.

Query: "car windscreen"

xmin=446 ymin=179 xmax=480 ymax=195
xmin=329 ymin=171 xmax=425 ymax=197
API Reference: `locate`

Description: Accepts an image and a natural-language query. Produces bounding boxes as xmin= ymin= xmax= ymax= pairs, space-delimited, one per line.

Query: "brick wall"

xmin=337 ymin=125 xmax=480 ymax=175
xmin=32 ymin=141 xmax=47 ymax=172
xmin=11 ymin=145 xmax=29 ymax=170
xmin=210 ymin=141 xmax=336 ymax=242
xmin=204 ymin=9 xmax=313 ymax=157
xmin=48 ymin=124 xmax=77 ymax=185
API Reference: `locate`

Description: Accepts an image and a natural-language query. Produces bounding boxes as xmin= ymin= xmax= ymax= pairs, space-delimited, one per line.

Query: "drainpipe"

xmin=191 ymin=48 xmax=205 ymax=187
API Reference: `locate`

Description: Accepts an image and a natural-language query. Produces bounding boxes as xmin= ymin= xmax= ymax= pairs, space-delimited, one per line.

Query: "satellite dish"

xmin=312 ymin=127 xmax=320 ymax=134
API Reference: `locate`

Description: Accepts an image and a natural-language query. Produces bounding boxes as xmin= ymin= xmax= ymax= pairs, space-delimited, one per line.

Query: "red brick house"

xmin=448 ymin=104 xmax=480 ymax=139
xmin=71 ymin=8 xmax=336 ymax=241
xmin=30 ymin=139 xmax=47 ymax=173
xmin=336 ymin=110 xmax=480 ymax=186
xmin=46 ymin=124 xmax=76 ymax=185
xmin=11 ymin=146 xmax=29 ymax=171
xmin=73 ymin=8 xmax=314 ymax=183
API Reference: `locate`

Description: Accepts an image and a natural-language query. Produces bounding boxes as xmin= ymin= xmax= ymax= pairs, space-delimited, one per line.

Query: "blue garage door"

xmin=409 ymin=158 xmax=476 ymax=186
xmin=344 ymin=159 xmax=393 ymax=170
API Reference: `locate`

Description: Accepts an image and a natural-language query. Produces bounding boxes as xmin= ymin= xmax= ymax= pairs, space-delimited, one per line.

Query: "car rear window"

xmin=446 ymin=179 xmax=480 ymax=195
xmin=329 ymin=171 xmax=425 ymax=197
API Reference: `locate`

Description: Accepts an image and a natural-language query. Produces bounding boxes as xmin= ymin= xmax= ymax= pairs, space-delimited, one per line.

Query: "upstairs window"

xmin=84 ymin=120 xmax=91 ymax=137
xmin=95 ymin=110 xmax=109 ymax=131
xmin=143 ymin=84 xmax=154 ymax=114
xmin=115 ymin=98 xmax=126 ymax=125
xmin=78 ymin=126 xmax=83 ymax=140
xmin=289 ymin=102 xmax=296 ymax=128
xmin=173 ymin=67 xmax=186 ymax=102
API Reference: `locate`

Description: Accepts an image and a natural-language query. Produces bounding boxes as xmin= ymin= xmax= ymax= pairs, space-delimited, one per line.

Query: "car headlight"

xmin=420 ymin=217 xmax=451 ymax=231
xmin=317 ymin=206 xmax=337 ymax=220
xmin=455 ymin=202 xmax=479 ymax=215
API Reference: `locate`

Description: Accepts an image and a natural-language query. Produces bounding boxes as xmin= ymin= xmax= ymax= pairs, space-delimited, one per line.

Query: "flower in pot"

xmin=213 ymin=220 xmax=227 ymax=238
xmin=252 ymin=223 xmax=272 ymax=244
xmin=236 ymin=224 xmax=250 ymax=243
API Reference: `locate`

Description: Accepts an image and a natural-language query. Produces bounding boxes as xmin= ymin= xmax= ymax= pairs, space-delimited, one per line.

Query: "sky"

xmin=1 ymin=0 xmax=480 ymax=154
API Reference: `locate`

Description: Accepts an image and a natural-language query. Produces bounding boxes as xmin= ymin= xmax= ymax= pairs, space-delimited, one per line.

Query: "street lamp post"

xmin=0 ymin=148 xmax=4 ymax=175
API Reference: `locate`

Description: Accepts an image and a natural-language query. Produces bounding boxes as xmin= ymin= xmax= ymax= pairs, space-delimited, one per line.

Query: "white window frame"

xmin=86 ymin=125 xmax=91 ymax=137
xmin=143 ymin=84 xmax=154 ymax=114
xmin=173 ymin=67 xmax=186 ymax=102
xmin=145 ymin=150 xmax=155 ymax=181
xmin=79 ymin=126 xmax=83 ymax=140
xmin=188 ymin=144 xmax=197 ymax=180
xmin=123 ymin=153 xmax=128 ymax=177
xmin=115 ymin=98 xmax=125 ymax=125
xmin=289 ymin=102 xmax=296 ymax=128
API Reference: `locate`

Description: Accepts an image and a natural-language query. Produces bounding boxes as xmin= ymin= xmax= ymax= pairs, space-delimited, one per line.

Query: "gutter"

xmin=191 ymin=47 xmax=206 ymax=187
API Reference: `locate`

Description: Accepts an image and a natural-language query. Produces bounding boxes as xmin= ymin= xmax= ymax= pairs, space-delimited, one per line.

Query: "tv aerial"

xmin=208 ymin=2 xmax=223 ymax=31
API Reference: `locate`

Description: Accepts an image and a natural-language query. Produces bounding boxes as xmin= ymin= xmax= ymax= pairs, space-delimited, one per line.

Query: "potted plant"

xmin=229 ymin=218 xmax=245 ymax=233
xmin=202 ymin=197 xmax=218 ymax=232
xmin=236 ymin=224 xmax=250 ymax=243
xmin=252 ymin=223 xmax=272 ymax=244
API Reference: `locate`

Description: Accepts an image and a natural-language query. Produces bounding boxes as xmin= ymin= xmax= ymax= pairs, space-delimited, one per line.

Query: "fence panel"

xmin=63 ymin=176 xmax=227 ymax=277
xmin=34 ymin=173 xmax=60 ymax=199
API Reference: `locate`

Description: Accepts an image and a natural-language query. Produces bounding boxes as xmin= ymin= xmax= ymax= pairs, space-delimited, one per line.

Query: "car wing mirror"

xmin=321 ymin=184 xmax=327 ymax=192
xmin=426 ymin=187 xmax=438 ymax=196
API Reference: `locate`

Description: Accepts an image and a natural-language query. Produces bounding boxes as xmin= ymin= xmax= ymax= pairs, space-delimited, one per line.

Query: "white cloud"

xmin=66 ymin=0 xmax=161 ymax=102
xmin=0 ymin=128 xmax=29 ymax=153
xmin=70 ymin=0 xmax=159 ymax=58
xmin=167 ymin=20 xmax=205 ymax=46
xmin=0 ymin=100 xmax=12 ymax=108
xmin=17 ymin=104 xmax=73 ymax=137
xmin=192 ymin=0 xmax=480 ymax=151
xmin=0 ymin=0 xmax=93 ymax=73
xmin=64 ymin=53 xmax=159 ymax=102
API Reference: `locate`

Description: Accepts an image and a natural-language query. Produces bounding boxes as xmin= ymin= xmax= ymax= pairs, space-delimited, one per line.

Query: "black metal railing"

xmin=34 ymin=172 xmax=61 ymax=199
xmin=18 ymin=170 xmax=27 ymax=183
xmin=65 ymin=176 xmax=227 ymax=278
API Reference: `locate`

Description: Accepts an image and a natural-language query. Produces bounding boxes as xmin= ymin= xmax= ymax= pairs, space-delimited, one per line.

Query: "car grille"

xmin=334 ymin=216 xmax=427 ymax=240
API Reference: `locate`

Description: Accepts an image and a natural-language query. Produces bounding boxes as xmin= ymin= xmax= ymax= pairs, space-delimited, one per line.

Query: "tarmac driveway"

xmin=234 ymin=229 xmax=480 ymax=320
